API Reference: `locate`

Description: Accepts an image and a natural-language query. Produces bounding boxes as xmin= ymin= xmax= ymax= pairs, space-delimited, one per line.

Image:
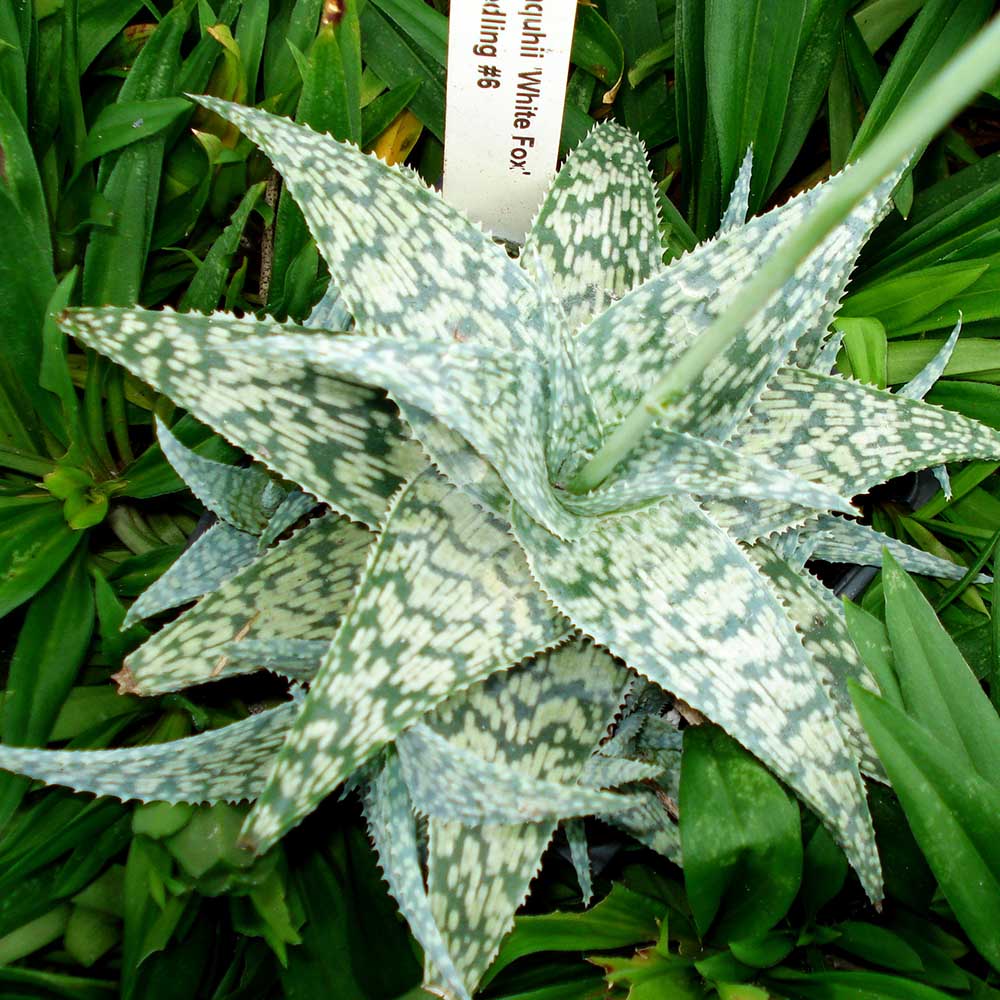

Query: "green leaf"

xmin=882 ymin=551 xmax=1000 ymax=781
xmin=123 ymin=512 xmax=371 ymax=694
xmin=74 ymin=97 xmax=191 ymax=175
xmin=844 ymin=601 xmax=903 ymax=708
xmin=0 ymin=548 xmax=94 ymax=825
xmin=242 ymin=470 xmax=570 ymax=852
xmin=854 ymin=684 xmax=1000 ymax=971
xmin=62 ymin=307 xmax=422 ymax=528
xmin=520 ymin=121 xmax=663 ymax=332
xmin=767 ymin=967 xmax=955 ymax=1000
xmin=512 ymin=496 xmax=880 ymax=900
xmin=122 ymin=522 xmax=259 ymax=628
xmin=422 ymin=643 xmax=628 ymax=995
xmin=679 ymin=724 xmax=802 ymax=941
xmin=0 ymin=702 xmax=297 ymax=805
xmin=832 ymin=920 xmax=925 ymax=972
xmin=483 ymin=883 xmax=662 ymax=986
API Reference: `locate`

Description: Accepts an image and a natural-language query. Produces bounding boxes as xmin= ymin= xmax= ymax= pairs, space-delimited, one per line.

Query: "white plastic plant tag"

xmin=443 ymin=0 xmax=578 ymax=243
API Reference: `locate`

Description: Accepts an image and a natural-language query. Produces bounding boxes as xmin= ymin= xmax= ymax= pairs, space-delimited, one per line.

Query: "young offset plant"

xmin=4 ymin=19 xmax=1000 ymax=999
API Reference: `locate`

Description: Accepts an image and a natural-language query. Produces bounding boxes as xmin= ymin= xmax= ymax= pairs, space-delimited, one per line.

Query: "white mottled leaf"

xmin=63 ymin=307 xmax=422 ymax=529
xmin=194 ymin=96 xmax=541 ymax=357
xmin=606 ymin=785 xmax=682 ymax=863
xmin=801 ymin=514 xmax=992 ymax=584
xmin=156 ymin=417 xmax=279 ymax=533
xmin=733 ymin=368 xmax=1000 ymax=501
xmin=361 ymin=751 xmax=469 ymax=1000
xmin=898 ymin=319 xmax=960 ymax=401
xmin=719 ymin=146 xmax=753 ymax=234
xmin=577 ymin=168 xmax=898 ymax=439
xmin=512 ymin=497 xmax=881 ymax=900
xmin=241 ymin=470 xmax=571 ymax=852
xmin=305 ymin=282 xmax=351 ymax=331
xmin=123 ymin=522 xmax=259 ymax=628
xmin=520 ymin=121 xmax=663 ymax=331
xmin=235 ymin=330 xmax=579 ymax=538
xmin=0 ymin=703 xmax=297 ymax=803
xmin=124 ymin=513 xmax=372 ymax=694
xmin=396 ymin=723 xmax=630 ymax=824
xmin=747 ymin=542 xmax=884 ymax=781
xmin=564 ymin=819 xmax=593 ymax=905
xmin=423 ymin=642 xmax=628 ymax=995
xmin=258 ymin=490 xmax=317 ymax=551
xmin=221 ymin=638 xmax=327 ymax=681
xmin=564 ymin=427 xmax=854 ymax=517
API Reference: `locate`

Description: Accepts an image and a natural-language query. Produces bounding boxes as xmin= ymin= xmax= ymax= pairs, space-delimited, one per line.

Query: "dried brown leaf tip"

xmin=322 ymin=0 xmax=345 ymax=26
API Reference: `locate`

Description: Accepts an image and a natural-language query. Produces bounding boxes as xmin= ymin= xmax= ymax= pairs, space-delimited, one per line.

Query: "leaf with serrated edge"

xmin=124 ymin=512 xmax=372 ymax=694
xmin=156 ymin=417 xmax=278 ymax=533
xmin=63 ymin=307 xmax=422 ymax=529
xmin=235 ymin=330 xmax=580 ymax=538
xmin=511 ymin=497 xmax=881 ymax=900
xmin=564 ymin=819 xmax=593 ymax=905
xmin=899 ymin=319 xmax=960 ymax=401
xmin=258 ymin=490 xmax=317 ymax=551
xmin=123 ymin=522 xmax=259 ymax=628
xmin=0 ymin=703 xmax=297 ymax=803
xmin=222 ymin=638 xmax=327 ymax=682
xmin=731 ymin=368 xmax=1000 ymax=500
xmin=520 ymin=121 xmax=663 ymax=331
xmin=747 ymin=542 xmax=884 ymax=782
xmin=576 ymin=167 xmax=898 ymax=439
xmin=361 ymin=751 xmax=470 ymax=1000
xmin=423 ymin=642 xmax=628 ymax=995
xmin=605 ymin=785 xmax=682 ymax=863
xmin=193 ymin=96 xmax=541 ymax=357
xmin=719 ymin=147 xmax=753 ymax=234
xmin=564 ymin=428 xmax=854 ymax=517
xmin=800 ymin=514 xmax=992 ymax=584
xmin=241 ymin=470 xmax=571 ymax=852
xmin=396 ymin=723 xmax=630 ymax=824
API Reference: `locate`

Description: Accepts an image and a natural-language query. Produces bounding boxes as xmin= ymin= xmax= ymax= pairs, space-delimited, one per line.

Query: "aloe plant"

xmin=4 ymin=21 xmax=1000 ymax=995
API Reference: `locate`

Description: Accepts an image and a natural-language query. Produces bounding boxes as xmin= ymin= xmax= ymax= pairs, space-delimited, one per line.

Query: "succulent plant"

xmin=4 ymin=87 xmax=1000 ymax=997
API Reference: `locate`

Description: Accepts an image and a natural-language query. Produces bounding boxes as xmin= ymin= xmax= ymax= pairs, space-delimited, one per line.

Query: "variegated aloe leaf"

xmin=156 ymin=417 xmax=282 ymax=533
xmin=0 ymin=703 xmax=297 ymax=803
xmin=564 ymin=819 xmax=594 ymax=905
xmin=747 ymin=542 xmax=884 ymax=781
xmin=395 ymin=723 xmax=630 ymax=824
xmin=422 ymin=642 xmax=629 ymax=995
xmin=193 ymin=96 xmax=544 ymax=358
xmin=361 ymin=751 xmax=469 ymax=1000
xmin=563 ymin=428 xmax=854 ymax=517
xmin=63 ymin=307 xmax=422 ymax=529
xmin=121 ymin=512 xmax=372 ymax=695
xmin=718 ymin=147 xmax=754 ymax=235
xmin=732 ymin=368 xmax=1000 ymax=501
xmin=799 ymin=514 xmax=992 ymax=584
xmin=123 ymin=522 xmax=259 ymax=628
xmin=257 ymin=489 xmax=317 ymax=550
xmin=575 ymin=166 xmax=898 ymax=440
xmin=511 ymin=497 xmax=881 ymax=899
xmin=241 ymin=470 xmax=571 ymax=853
xmin=232 ymin=330 xmax=582 ymax=539
xmin=520 ymin=121 xmax=663 ymax=331
xmin=221 ymin=638 xmax=327 ymax=682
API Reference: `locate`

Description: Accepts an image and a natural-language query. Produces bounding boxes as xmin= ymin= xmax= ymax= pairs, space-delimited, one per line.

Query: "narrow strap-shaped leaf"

xmin=395 ymin=723 xmax=629 ymax=824
xmin=423 ymin=643 xmax=629 ymax=994
xmin=748 ymin=542 xmax=884 ymax=782
xmin=193 ymin=96 xmax=540 ymax=356
xmin=241 ymin=470 xmax=571 ymax=853
xmin=236 ymin=330 xmax=581 ymax=539
xmin=576 ymin=166 xmax=898 ymax=439
xmin=564 ymin=819 xmax=593 ymax=905
xmin=563 ymin=428 xmax=854 ymax=517
xmin=800 ymin=515 xmax=992 ymax=583
xmin=63 ymin=307 xmax=422 ymax=529
xmin=731 ymin=367 xmax=1000 ymax=500
xmin=719 ymin=147 xmax=754 ymax=234
xmin=0 ymin=702 xmax=297 ymax=804
xmin=123 ymin=512 xmax=373 ymax=694
xmin=155 ymin=417 xmax=278 ymax=533
xmin=360 ymin=751 xmax=470 ymax=1000
xmin=520 ymin=121 xmax=663 ymax=332
xmin=123 ymin=522 xmax=259 ymax=628
xmin=512 ymin=497 xmax=881 ymax=901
